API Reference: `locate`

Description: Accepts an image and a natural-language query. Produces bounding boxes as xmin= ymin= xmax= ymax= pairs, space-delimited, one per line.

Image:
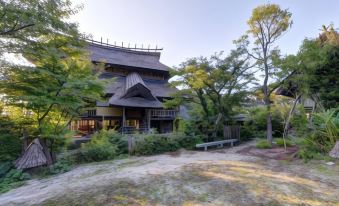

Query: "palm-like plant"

xmin=307 ymin=108 xmax=339 ymax=152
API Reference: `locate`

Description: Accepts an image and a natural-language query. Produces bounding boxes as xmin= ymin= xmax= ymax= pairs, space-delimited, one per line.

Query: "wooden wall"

xmin=96 ymin=107 xmax=122 ymax=116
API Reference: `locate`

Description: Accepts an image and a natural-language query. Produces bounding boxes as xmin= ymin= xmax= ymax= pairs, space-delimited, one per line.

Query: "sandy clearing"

xmin=0 ymin=141 xmax=338 ymax=206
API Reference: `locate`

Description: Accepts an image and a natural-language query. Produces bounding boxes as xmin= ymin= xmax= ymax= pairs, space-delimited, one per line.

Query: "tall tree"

xmin=167 ymin=48 xmax=254 ymax=137
xmin=0 ymin=0 xmax=105 ymax=164
xmin=236 ymin=4 xmax=292 ymax=145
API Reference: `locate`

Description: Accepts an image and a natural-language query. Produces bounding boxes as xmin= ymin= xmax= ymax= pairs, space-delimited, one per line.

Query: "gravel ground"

xmin=0 ymin=141 xmax=338 ymax=206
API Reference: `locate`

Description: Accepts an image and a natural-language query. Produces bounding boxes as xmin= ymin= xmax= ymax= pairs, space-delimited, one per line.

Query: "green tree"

xmin=0 ymin=0 xmax=83 ymax=55
xmin=0 ymin=0 xmax=105 ymax=164
xmin=167 ymin=48 xmax=254 ymax=138
xmin=279 ymin=25 xmax=339 ymax=110
xmin=236 ymin=4 xmax=293 ymax=145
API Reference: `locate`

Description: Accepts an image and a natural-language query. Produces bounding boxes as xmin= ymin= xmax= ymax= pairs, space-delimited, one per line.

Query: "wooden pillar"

xmin=147 ymin=109 xmax=151 ymax=131
xmin=87 ymin=120 xmax=89 ymax=133
xmin=122 ymin=107 xmax=126 ymax=127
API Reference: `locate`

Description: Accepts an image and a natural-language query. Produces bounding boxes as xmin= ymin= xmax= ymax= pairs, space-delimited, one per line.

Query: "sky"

xmin=71 ymin=0 xmax=339 ymax=67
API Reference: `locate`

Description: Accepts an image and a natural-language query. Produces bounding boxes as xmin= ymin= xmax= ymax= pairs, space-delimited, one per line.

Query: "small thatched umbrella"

xmin=15 ymin=138 xmax=47 ymax=169
xmin=329 ymin=141 xmax=339 ymax=159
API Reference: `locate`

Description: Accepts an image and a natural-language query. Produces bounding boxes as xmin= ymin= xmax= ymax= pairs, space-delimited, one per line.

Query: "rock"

xmin=326 ymin=162 xmax=335 ymax=166
xmin=329 ymin=141 xmax=339 ymax=158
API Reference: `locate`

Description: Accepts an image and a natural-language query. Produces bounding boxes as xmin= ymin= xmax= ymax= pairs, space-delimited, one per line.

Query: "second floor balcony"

xmin=149 ymin=109 xmax=178 ymax=119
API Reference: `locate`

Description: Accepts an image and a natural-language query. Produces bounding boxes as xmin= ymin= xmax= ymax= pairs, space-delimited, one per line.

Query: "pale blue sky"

xmin=72 ymin=0 xmax=339 ymax=67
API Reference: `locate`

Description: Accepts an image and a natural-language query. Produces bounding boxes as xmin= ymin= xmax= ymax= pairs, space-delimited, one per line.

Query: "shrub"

xmin=175 ymin=133 xmax=203 ymax=149
xmin=242 ymin=106 xmax=285 ymax=140
xmin=296 ymin=109 xmax=339 ymax=160
xmin=0 ymin=117 xmax=22 ymax=161
xmin=275 ymin=138 xmax=293 ymax=147
xmin=290 ymin=106 xmax=309 ymax=137
xmin=106 ymin=130 xmax=128 ymax=155
xmin=133 ymin=133 xmax=202 ymax=155
xmin=133 ymin=134 xmax=180 ymax=155
xmin=256 ymin=140 xmax=272 ymax=149
xmin=0 ymin=162 xmax=31 ymax=194
xmin=48 ymin=158 xmax=73 ymax=175
xmin=78 ymin=130 xmax=118 ymax=162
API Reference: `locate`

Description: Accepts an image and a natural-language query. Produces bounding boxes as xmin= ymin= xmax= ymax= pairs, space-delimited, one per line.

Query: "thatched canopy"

xmin=97 ymin=74 xmax=177 ymax=108
xmin=15 ymin=138 xmax=47 ymax=169
xmin=122 ymin=72 xmax=156 ymax=100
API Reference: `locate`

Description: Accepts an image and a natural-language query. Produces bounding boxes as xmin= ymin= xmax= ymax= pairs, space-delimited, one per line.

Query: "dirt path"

xmin=0 ymin=142 xmax=338 ymax=206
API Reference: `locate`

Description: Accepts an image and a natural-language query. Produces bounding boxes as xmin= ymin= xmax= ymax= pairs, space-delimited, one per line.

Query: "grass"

xmin=256 ymin=139 xmax=272 ymax=149
xmin=275 ymin=138 xmax=293 ymax=147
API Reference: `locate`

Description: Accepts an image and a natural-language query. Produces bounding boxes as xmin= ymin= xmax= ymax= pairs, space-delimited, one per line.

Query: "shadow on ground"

xmin=43 ymin=159 xmax=339 ymax=206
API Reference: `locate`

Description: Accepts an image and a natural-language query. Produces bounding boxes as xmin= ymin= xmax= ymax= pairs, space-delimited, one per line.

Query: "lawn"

xmin=0 ymin=142 xmax=338 ymax=206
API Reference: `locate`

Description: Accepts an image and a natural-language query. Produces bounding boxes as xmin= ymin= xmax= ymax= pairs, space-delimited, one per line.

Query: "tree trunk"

xmin=267 ymin=112 xmax=273 ymax=144
xmin=38 ymin=137 xmax=53 ymax=165
xmin=22 ymin=128 xmax=29 ymax=154
xmin=283 ymin=95 xmax=301 ymax=139
xmin=263 ymin=83 xmax=273 ymax=145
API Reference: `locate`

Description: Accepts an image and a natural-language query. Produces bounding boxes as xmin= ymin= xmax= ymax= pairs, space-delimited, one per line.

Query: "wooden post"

xmin=147 ymin=109 xmax=151 ymax=132
xmin=122 ymin=107 xmax=126 ymax=127
xmin=128 ymin=136 xmax=135 ymax=155
xmin=102 ymin=115 xmax=105 ymax=130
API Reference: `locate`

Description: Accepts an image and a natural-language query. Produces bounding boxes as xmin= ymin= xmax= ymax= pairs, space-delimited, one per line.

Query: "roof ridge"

xmin=88 ymin=41 xmax=162 ymax=57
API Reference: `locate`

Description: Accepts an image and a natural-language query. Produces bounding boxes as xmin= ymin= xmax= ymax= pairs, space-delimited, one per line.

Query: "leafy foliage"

xmin=167 ymin=48 xmax=255 ymax=138
xmin=0 ymin=0 xmax=106 ymax=164
xmin=256 ymin=140 xmax=272 ymax=149
xmin=0 ymin=104 xmax=36 ymax=161
xmin=0 ymin=0 xmax=83 ymax=55
xmin=275 ymin=138 xmax=293 ymax=147
xmin=0 ymin=162 xmax=30 ymax=194
xmin=133 ymin=133 xmax=202 ymax=156
xmin=78 ymin=130 xmax=118 ymax=162
xmin=236 ymin=3 xmax=293 ymax=144
xmin=241 ymin=106 xmax=285 ymax=139
xmin=296 ymin=109 xmax=339 ymax=160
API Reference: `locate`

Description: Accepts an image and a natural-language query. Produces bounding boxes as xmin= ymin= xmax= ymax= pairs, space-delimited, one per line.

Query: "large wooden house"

xmin=70 ymin=41 xmax=178 ymax=135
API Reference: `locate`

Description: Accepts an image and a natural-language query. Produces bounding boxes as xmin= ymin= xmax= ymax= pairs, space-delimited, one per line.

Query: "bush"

xmin=48 ymin=158 xmax=73 ymax=175
xmin=296 ymin=109 xmax=339 ymax=161
xmin=133 ymin=134 xmax=180 ymax=155
xmin=256 ymin=140 xmax=272 ymax=149
xmin=275 ymin=138 xmax=293 ymax=147
xmin=242 ymin=106 xmax=285 ymax=140
xmin=0 ymin=162 xmax=31 ymax=194
xmin=290 ymin=106 xmax=309 ymax=137
xmin=106 ymin=130 xmax=128 ymax=155
xmin=133 ymin=133 xmax=202 ymax=156
xmin=0 ymin=117 xmax=22 ymax=161
xmin=78 ymin=130 xmax=118 ymax=162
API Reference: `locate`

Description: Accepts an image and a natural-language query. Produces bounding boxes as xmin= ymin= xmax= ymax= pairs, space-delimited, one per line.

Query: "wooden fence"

xmin=224 ymin=125 xmax=240 ymax=141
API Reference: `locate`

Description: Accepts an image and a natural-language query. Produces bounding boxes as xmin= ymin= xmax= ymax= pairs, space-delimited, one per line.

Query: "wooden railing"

xmin=81 ymin=109 xmax=97 ymax=117
xmin=150 ymin=109 xmax=178 ymax=118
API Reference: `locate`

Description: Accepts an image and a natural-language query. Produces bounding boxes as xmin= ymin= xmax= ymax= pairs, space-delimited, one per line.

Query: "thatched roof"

xmin=97 ymin=73 xmax=177 ymax=108
xmin=88 ymin=43 xmax=170 ymax=72
xmin=122 ymin=72 xmax=156 ymax=100
xmin=15 ymin=139 xmax=47 ymax=169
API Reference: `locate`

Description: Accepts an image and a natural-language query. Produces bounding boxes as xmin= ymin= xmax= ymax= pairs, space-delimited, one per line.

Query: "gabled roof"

xmin=88 ymin=43 xmax=170 ymax=72
xmin=122 ymin=72 xmax=156 ymax=100
xmin=97 ymin=74 xmax=177 ymax=108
